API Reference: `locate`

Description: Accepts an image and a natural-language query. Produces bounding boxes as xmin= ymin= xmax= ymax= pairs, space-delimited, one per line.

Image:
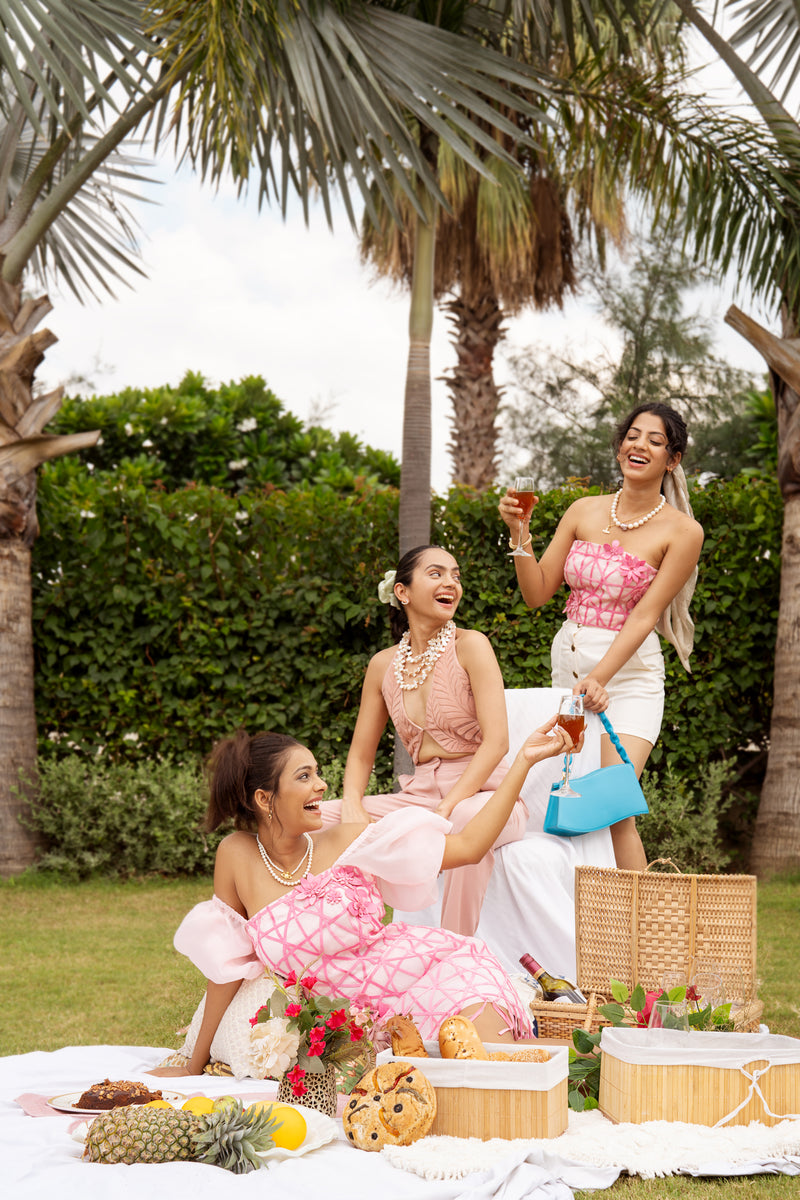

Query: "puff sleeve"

xmin=336 ymin=807 xmax=451 ymax=910
xmin=174 ymin=895 xmax=263 ymax=983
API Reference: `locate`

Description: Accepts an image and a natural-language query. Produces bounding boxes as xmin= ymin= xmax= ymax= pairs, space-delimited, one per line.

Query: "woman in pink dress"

xmin=150 ymin=719 xmax=576 ymax=1077
xmin=320 ymin=544 xmax=525 ymax=938
xmin=499 ymin=403 xmax=704 ymax=871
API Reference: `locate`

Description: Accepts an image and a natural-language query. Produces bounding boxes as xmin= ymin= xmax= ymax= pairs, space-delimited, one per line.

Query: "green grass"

xmin=2 ymin=870 xmax=799 ymax=1197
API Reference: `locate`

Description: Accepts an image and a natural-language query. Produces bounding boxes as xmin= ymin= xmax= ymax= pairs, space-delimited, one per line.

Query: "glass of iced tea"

xmin=555 ymin=694 xmax=584 ymax=796
xmin=507 ymin=476 xmax=536 ymax=557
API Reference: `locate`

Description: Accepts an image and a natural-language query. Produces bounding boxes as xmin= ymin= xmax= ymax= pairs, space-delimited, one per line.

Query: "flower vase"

xmin=278 ymin=1062 xmax=337 ymax=1117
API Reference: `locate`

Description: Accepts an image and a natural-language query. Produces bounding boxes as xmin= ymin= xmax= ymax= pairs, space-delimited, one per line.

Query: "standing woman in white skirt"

xmin=498 ymin=403 xmax=704 ymax=870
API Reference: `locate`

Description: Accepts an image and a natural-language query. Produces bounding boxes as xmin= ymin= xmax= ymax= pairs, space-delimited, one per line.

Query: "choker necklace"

xmin=602 ymin=489 xmax=666 ymax=534
xmin=256 ymin=832 xmax=313 ymax=886
xmin=394 ymin=620 xmax=455 ymax=692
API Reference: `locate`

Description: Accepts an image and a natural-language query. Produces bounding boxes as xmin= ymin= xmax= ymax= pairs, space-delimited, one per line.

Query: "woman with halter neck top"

xmin=319 ymin=544 xmax=524 ymax=938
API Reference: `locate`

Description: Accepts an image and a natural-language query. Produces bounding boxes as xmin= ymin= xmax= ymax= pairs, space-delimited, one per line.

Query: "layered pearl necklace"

xmin=394 ymin=620 xmax=455 ymax=691
xmin=256 ymin=832 xmax=313 ymax=886
xmin=603 ymin=489 xmax=666 ymax=533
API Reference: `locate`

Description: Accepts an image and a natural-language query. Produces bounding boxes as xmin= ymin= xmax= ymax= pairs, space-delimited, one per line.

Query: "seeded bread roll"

xmin=510 ymin=1047 xmax=551 ymax=1062
xmin=343 ymin=1061 xmax=436 ymax=1151
xmin=438 ymin=1015 xmax=489 ymax=1060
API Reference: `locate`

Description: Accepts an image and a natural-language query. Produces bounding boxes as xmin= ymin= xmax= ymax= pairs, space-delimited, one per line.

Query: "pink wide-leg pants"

xmin=319 ymin=756 xmax=527 ymax=937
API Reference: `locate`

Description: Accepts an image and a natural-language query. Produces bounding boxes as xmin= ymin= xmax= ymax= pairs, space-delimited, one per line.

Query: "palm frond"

xmin=554 ymin=59 xmax=800 ymax=311
xmin=0 ymin=0 xmax=158 ymax=131
xmin=152 ymin=0 xmax=554 ymax=225
xmin=727 ymin=0 xmax=800 ymax=101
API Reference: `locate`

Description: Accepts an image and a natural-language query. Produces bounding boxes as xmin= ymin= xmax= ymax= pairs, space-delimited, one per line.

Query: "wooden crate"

xmin=376 ymin=1043 xmax=568 ymax=1140
xmin=599 ymin=1028 xmax=800 ymax=1127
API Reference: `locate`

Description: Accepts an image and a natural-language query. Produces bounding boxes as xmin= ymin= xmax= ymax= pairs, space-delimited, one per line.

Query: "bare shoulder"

xmin=454 ymin=627 xmax=499 ymax=666
xmin=666 ymin=505 xmax=704 ymax=546
xmin=369 ymin=645 xmax=396 ymax=673
xmin=216 ymin=830 xmax=253 ymax=859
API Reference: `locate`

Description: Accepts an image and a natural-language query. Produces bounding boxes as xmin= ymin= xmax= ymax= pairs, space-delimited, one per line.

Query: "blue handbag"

xmin=543 ymin=711 xmax=649 ymax=837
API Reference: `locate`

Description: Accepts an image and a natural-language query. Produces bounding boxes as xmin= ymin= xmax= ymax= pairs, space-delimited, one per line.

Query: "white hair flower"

xmin=377 ymin=569 xmax=400 ymax=609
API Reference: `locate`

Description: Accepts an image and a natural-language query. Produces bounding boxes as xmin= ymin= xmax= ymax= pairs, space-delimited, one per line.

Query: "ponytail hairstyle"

xmin=387 ymin=545 xmax=438 ymax=642
xmin=204 ymin=730 xmax=302 ymax=832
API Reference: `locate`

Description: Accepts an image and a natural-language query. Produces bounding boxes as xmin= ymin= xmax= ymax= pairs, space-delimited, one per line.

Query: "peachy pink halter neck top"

xmin=381 ymin=634 xmax=482 ymax=764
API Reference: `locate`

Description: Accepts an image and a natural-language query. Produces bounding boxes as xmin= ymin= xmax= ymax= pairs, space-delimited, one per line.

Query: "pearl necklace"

xmin=393 ymin=620 xmax=455 ymax=691
xmin=603 ymin=489 xmax=666 ymax=533
xmin=256 ymin=832 xmax=313 ymax=886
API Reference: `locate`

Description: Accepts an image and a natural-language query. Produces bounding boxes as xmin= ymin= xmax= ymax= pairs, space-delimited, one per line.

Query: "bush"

xmin=22 ymin=752 xmax=360 ymax=878
xmin=30 ymin=468 xmax=782 ymax=869
xmin=638 ymin=760 xmax=735 ymax=874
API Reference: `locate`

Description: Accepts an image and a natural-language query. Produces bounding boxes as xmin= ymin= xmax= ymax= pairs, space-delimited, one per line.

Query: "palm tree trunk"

xmin=0 ymin=281 xmax=98 ymax=874
xmin=725 ymin=305 xmax=800 ymax=875
xmin=0 ymin=541 xmax=39 ymax=872
xmin=750 ymin=492 xmax=800 ymax=874
xmin=398 ymin=178 xmax=437 ymax=557
xmin=442 ymin=288 xmax=505 ymax=489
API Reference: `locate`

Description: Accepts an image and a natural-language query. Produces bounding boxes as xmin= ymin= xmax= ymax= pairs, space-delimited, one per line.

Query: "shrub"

xmin=638 ymin=760 xmax=735 ymax=874
xmin=22 ymin=753 xmax=360 ymax=878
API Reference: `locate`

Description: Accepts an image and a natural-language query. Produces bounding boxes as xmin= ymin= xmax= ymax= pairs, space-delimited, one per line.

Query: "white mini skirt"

xmin=551 ymin=620 xmax=665 ymax=746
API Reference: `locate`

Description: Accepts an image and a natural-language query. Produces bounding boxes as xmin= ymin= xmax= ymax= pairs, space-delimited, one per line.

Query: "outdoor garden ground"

xmin=2 ymin=870 xmax=799 ymax=1197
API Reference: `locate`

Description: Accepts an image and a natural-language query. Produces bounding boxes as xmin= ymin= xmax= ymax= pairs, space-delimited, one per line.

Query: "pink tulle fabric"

xmin=381 ymin=635 xmax=482 ymax=764
xmin=174 ymin=809 xmax=531 ymax=1040
xmin=563 ymin=539 xmax=657 ymax=631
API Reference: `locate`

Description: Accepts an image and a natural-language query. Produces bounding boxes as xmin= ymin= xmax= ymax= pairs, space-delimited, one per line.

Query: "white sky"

xmin=38 ymin=41 xmax=774 ymax=495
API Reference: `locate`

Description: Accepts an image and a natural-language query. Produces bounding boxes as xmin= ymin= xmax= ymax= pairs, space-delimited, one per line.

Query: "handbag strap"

xmin=597 ymin=710 xmax=636 ymax=769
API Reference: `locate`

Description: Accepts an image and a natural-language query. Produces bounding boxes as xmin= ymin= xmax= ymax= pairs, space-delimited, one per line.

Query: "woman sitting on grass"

xmin=150 ymin=717 xmax=577 ymax=1077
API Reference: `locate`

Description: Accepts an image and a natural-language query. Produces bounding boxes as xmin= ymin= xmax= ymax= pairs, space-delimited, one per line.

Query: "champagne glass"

xmin=555 ymin=694 xmax=584 ymax=797
xmin=507 ymin=476 xmax=536 ymax=557
xmin=648 ymin=998 xmax=690 ymax=1031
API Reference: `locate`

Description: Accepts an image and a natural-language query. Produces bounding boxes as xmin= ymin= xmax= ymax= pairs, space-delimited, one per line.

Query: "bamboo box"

xmin=599 ymin=1028 xmax=800 ymax=1127
xmin=377 ymin=1043 xmax=568 ymax=1139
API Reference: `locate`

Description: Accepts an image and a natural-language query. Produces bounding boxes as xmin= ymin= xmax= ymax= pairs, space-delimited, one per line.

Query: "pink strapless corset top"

xmin=381 ymin=634 xmax=482 ymax=764
xmin=563 ymin=539 xmax=658 ymax=631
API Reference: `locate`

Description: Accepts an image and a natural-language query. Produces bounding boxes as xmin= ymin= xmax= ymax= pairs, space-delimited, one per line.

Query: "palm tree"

xmin=0 ymin=0 xmax=578 ymax=873
xmin=662 ymin=0 xmax=800 ymax=876
xmin=360 ymin=6 xmax=800 ymax=498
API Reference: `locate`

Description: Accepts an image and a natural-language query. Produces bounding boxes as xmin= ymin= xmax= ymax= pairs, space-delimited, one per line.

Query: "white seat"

xmin=394 ymin=687 xmax=616 ymax=981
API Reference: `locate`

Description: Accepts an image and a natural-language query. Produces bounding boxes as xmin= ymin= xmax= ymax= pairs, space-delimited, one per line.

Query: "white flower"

xmin=237 ymin=417 xmax=257 ymax=432
xmin=250 ymin=1018 xmax=301 ymax=1078
xmin=124 ymin=423 xmax=134 ymax=435
xmin=142 ymin=439 xmax=153 ymax=448
xmin=122 ymin=732 xmax=140 ymax=743
xmin=234 ymin=511 xmax=248 ymax=523
xmin=228 ymin=458 xmax=248 ymax=471
xmin=160 ymin=417 xmax=168 ymax=425
xmin=96 ymin=436 xmax=104 ymax=446
xmin=377 ymin=569 xmax=400 ymax=609
xmin=80 ymin=510 xmax=95 ymax=519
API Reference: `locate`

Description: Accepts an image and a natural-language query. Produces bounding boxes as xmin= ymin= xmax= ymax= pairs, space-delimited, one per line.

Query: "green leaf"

xmin=610 ymin=979 xmax=630 ymax=1003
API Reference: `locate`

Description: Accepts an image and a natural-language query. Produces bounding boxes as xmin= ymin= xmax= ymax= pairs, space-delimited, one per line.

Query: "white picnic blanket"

xmin=4 ymin=1044 xmax=800 ymax=1200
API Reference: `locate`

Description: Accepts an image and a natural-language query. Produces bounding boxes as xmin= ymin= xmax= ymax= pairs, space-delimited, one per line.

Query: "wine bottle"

xmin=519 ymin=954 xmax=585 ymax=1004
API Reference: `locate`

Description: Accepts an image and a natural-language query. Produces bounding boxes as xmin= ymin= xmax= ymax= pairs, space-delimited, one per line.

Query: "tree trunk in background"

xmin=399 ymin=177 xmax=437 ymax=557
xmin=725 ymin=305 xmax=800 ymax=875
xmin=442 ymin=288 xmax=505 ymax=489
xmin=0 ymin=281 xmax=98 ymax=874
xmin=0 ymin=542 xmax=39 ymax=872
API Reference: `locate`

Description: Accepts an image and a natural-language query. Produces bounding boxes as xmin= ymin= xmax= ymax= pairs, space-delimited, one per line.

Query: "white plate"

xmin=254 ymin=1104 xmax=338 ymax=1164
xmin=48 ymin=1089 xmax=186 ymax=1116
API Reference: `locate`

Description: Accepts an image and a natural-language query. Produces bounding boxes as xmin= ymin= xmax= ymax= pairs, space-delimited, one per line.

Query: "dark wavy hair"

xmin=204 ymin=730 xmax=302 ymax=832
xmin=387 ymin=545 xmax=444 ymax=642
xmin=613 ymin=403 xmax=689 ymax=464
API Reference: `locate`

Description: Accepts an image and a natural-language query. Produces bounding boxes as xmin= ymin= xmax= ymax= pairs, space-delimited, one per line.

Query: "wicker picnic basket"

xmin=528 ymin=859 xmax=759 ymax=1041
xmin=574 ymin=859 xmax=758 ymax=1001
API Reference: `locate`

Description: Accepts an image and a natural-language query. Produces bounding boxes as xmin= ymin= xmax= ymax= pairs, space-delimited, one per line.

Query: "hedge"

xmin=32 ymin=472 xmax=781 ymax=801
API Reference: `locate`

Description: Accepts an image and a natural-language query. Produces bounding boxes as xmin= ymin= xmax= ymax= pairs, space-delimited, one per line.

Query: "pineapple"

xmin=83 ymin=1097 xmax=279 ymax=1173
